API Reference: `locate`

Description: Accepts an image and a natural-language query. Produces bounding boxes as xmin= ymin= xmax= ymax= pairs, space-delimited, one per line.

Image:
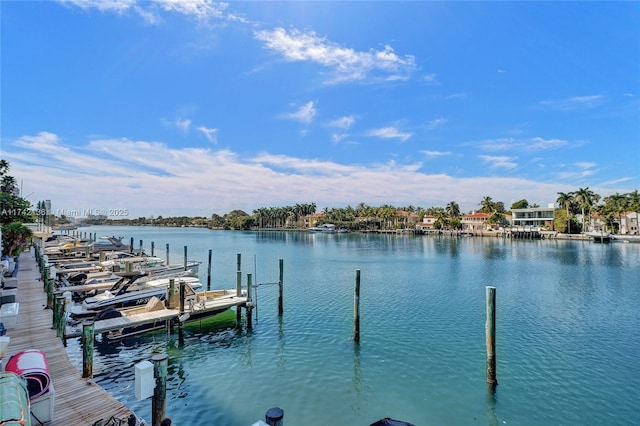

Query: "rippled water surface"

xmin=64 ymin=227 xmax=640 ymax=425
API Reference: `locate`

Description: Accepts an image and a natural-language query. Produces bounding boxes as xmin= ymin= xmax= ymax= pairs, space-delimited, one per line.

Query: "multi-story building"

xmin=510 ymin=207 xmax=555 ymax=229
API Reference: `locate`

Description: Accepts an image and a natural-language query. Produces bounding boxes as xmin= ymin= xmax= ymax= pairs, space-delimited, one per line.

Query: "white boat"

xmin=308 ymin=224 xmax=337 ymax=233
xmin=69 ymin=275 xmax=203 ymax=318
xmin=584 ymin=231 xmax=612 ymax=242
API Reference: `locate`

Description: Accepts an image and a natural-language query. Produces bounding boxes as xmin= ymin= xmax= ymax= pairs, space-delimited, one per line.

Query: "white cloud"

xmin=423 ymin=73 xmax=439 ymax=85
xmin=59 ymin=0 xmax=231 ymax=24
xmin=6 ymin=131 xmax=632 ymax=218
xmin=474 ymin=136 xmax=568 ymax=152
xmin=254 ymin=28 xmax=416 ymax=84
xmin=479 ymin=155 xmax=518 ymax=170
xmin=284 ymin=101 xmax=316 ymax=124
xmin=175 ymin=118 xmax=191 ymax=133
xmin=328 ymin=116 xmax=355 ymax=130
xmin=421 ymin=150 xmax=451 ymax=158
xmin=539 ymin=95 xmax=604 ymax=110
xmin=427 ymin=117 xmax=446 ymax=130
xmin=367 ymin=126 xmax=412 ymax=143
xmin=198 ymin=126 xmax=218 ymax=143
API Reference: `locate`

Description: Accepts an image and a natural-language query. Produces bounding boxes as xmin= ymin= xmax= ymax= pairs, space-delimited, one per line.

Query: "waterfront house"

xmin=461 ymin=212 xmax=491 ymax=231
xmin=510 ymin=207 xmax=555 ymax=230
xmin=416 ymin=215 xmax=437 ymax=231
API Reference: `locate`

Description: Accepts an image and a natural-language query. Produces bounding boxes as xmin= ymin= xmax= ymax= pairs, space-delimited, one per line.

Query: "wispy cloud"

xmin=423 ymin=73 xmax=439 ymax=85
xmin=328 ymin=115 xmax=355 ymax=130
xmin=59 ymin=0 xmax=232 ymax=24
xmin=421 ymin=150 xmax=452 ymax=158
xmin=283 ymin=101 xmax=317 ymax=124
xmin=427 ymin=117 xmax=446 ymax=130
xmin=254 ymin=28 xmax=416 ymax=84
xmin=198 ymin=126 xmax=218 ymax=143
xmin=474 ymin=136 xmax=568 ymax=152
xmin=479 ymin=155 xmax=518 ymax=170
xmin=539 ymin=95 xmax=604 ymax=110
xmin=175 ymin=118 xmax=191 ymax=133
xmin=367 ymin=126 xmax=412 ymax=143
xmin=8 ymin=131 xmax=624 ymax=217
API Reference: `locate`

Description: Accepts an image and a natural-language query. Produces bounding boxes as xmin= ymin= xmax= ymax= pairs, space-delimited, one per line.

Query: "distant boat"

xmin=308 ymin=224 xmax=337 ymax=233
xmin=584 ymin=231 xmax=612 ymax=242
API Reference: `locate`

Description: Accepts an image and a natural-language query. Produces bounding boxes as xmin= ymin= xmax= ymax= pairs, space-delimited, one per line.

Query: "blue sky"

xmin=2 ymin=1 xmax=639 ymax=218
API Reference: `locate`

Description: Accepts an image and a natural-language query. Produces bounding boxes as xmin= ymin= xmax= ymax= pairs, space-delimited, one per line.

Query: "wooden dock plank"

xmin=3 ymin=251 xmax=142 ymax=426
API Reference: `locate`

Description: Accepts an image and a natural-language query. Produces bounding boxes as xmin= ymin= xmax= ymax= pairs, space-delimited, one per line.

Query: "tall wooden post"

xmin=130 ymin=237 xmax=134 ymax=254
xmin=151 ymin=354 xmax=169 ymax=426
xmin=183 ymin=245 xmax=187 ymax=271
xmin=486 ymin=286 xmax=498 ymax=387
xmin=207 ymin=249 xmax=212 ymax=291
xmin=166 ymin=243 xmax=170 ymax=265
xmin=55 ymin=295 xmax=65 ymax=338
xmin=151 ymin=241 xmax=155 ymax=256
xmin=167 ymin=279 xmax=176 ymax=309
xmin=354 ymin=269 xmax=361 ymax=343
xmin=82 ymin=321 xmax=95 ymax=378
xmin=139 ymin=239 xmax=143 ymax=255
xmin=178 ymin=280 xmax=185 ymax=345
xmin=236 ymin=253 xmax=242 ymax=325
xmin=246 ymin=273 xmax=253 ymax=330
xmin=278 ymin=258 xmax=284 ymax=316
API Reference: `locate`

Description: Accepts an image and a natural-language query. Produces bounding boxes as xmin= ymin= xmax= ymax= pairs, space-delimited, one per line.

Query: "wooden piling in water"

xmin=236 ymin=253 xmax=242 ymax=325
xmin=265 ymin=407 xmax=284 ymax=426
xmin=130 ymin=237 xmax=134 ymax=254
xmin=278 ymin=258 xmax=284 ymax=316
xmin=151 ymin=241 xmax=155 ymax=256
xmin=151 ymin=353 xmax=169 ymax=426
xmin=183 ymin=245 xmax=187 ymax=271
xmin=139 ymin=239 xmax=143 ymax=254
xmin=207 ymin=249 xmax=212 ymax=291
xmin=354 ymin=269 xmax=361 ymax=343
xmin=82 ymin=321 xmax=95 ymax=378
xmin=166 ymin=243 xmax=170 ymax=265
xmin=246 ymin=273 xmax=253 ymax=330
xmin=485 ymin=286 xmax=498 ymax=387
xmin=178 ymin=280 xmax=185 ymax=344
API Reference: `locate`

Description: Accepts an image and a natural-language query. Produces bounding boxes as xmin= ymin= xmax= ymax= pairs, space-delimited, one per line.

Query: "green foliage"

xmin=2 ymin=222 xmax=33 ymax=256
xmin=554 ymin=209 xmax=580 ymax=233
xmin=510 ymin=199 xmax=529 ymax=209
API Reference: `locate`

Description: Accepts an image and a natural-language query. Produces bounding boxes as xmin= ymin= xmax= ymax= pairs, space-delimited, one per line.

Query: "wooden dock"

xmin=3 ymin=250 xmax=141 ymax=426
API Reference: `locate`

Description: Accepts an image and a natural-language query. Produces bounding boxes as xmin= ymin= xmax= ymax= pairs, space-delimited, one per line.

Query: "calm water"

xmin=64 ymin=226 xmax=640 ymax=426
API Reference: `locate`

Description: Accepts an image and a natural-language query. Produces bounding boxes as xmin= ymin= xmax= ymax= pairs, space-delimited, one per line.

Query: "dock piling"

xmin=151 ymin=354 xmax=169 ymax=426
xmin=246 ymin=273 xmax=253 ymax=330
xmin=183 ymin=246 xmax=187 ymax=271
xmin=151 ymin=241 xmax=155 ymax=256
xmin=354 ymin=269 xmax=361 ymax=343
xmin=485 ymin=286 xmax=498 ymax=388
xmin=130 ymin=237 xmax=134 ymax=254
xmin=265 ymin=407 xmax=284 ymax=426
xmin=207 ymin=249 xmax=212 ymax=291
xmin=278 ymin=258 xmax=284 ymax=316
xmin=236 ymin=253 xmax=242 ymax=325
xmin=82 ymin=321 xmax=95 ymax=378
xmin=166 ymin=243 xmax=170 ymax=265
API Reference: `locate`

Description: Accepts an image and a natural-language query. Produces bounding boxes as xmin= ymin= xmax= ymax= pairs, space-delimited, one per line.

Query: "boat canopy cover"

xmin=370 ymin=418 xmax=416 ymax=426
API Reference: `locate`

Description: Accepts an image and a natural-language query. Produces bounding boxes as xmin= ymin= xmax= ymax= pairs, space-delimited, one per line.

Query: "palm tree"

xmin=446 ymin=201 xmax=460 ymax=218
xmin=480 ymin=196 xmax=494 ymax=213
xmin=572 ymin=187 xmax=599 ymax=232
xmin=603 ymin=193 xmax=627 ymax=234
xmin=557 ymin=192 xmax=574 ymax=233
xmin=627 ymin=190 xmax=640 ymax=235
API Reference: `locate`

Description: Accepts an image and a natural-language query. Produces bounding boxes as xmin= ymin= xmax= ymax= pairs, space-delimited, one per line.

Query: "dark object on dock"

xmin=370 ymin=418 xmax=415 ymax=426
xmin=265 ymin=407 xmax=284 ymax=426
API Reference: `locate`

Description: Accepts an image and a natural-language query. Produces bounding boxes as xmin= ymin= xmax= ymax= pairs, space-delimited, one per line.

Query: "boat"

xmin=69 ymin=274 xmax=203 ymax=319
xmin=308 ymin=224 xmax=337 ymax=233
xmin=584 ymin=231 xmax=612 ymax=242
xmin=89 ymin=236 xmax=131 ymax=252
xmin=92 ymin=288 xmax=244 ymax=340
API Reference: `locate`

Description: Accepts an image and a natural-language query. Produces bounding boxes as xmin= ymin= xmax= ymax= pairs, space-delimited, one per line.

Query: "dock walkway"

xmin=3 ymin=250 xmax=139 ymax=426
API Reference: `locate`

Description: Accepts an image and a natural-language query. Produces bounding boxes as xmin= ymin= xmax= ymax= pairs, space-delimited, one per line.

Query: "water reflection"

xmin=351 ymin=343 xmax=362 ymax=414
